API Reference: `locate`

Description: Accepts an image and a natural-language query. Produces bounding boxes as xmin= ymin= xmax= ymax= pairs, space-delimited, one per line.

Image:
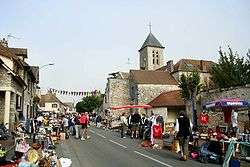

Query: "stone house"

xmin=22 ymin=62 xmax=39 ymax=120
xmin=0 ymin=44 xmax=25 ymax=129
xmin=39 ymin=92 xmax=67 ymax=114
xmin=10 ymin=47 xmax=39 ymax=121
xmin=0 ymin=40 xmax=39 ymax=129
xmin=158 ymin=59 xmax=216 ymax=89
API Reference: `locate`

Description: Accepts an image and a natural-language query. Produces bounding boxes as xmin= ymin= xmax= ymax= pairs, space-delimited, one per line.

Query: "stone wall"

xmin=200 ymin=86 xmax=250 ymax=130
xmin=104 ymin=78 xmax=130 ymax=117
xmin=9 ymin=92 xmax=17 ymax=130
xmin=23 ymin=73 xmax=33 ymax=120
xmin=137 ymin=84 xmax=179 ymax=114
xmin=138 ymin=84 xmax=179 ymax=104
xmin=0 ymin=65 xmax=11 ymax=88
xmin=0 ymin=91 xmax=5 ymax=123
xmin=11 ymin=76 xmax=23 ymax=95
xmin=201 ymin=86 xmax=250 ymax=103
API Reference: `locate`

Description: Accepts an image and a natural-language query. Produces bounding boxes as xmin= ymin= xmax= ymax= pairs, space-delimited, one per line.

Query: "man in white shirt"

xmin=120 ymin=113 xmax=128 ymax=138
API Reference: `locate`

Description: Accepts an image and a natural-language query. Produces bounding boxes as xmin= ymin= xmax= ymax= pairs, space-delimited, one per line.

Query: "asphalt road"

xmin=56 ymin=126 xmax=220 ymax=167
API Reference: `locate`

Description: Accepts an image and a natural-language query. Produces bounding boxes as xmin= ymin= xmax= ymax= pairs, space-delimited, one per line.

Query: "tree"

xmin=211 ymin=46 xmax=250 ymax=89
xmin=76 ymin=95 xmax=103 ymax=113
xmin=179 ymin=70 xmax=202 ymax=129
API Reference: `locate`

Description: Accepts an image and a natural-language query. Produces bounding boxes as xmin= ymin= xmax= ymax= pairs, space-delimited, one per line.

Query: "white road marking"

xmin=89 ymin=130 xmax=96 ymax=134
xmin=89 ymin=129 xmax=106 ymax=138
xmin=109 ymin=140 xmax=127 ymax=149
xmin=96 ymin=133 xmax=106 ymax=139
xmin=134 ymin=151 xmax=173 ymax=167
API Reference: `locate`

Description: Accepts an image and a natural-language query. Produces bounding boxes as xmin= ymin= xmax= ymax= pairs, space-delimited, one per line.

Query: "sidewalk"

xmin=0 ymin=138 xmax=15 ymax=159
xmin=0 ymin=138 xmax=15 ymax=152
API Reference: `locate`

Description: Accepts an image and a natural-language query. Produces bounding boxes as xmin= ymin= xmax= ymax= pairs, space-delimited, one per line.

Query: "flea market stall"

xmin=201 ymin=98 xmax=250 ymax=166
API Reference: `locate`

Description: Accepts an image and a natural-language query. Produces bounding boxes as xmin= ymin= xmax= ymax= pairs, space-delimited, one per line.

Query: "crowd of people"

xmin=116 ymin=111 xmax=192 ymax=161
xmin=37 ymin=112 xmax=92 ymax=141
xmin=37 ymin=110 xmax=199 ymax=162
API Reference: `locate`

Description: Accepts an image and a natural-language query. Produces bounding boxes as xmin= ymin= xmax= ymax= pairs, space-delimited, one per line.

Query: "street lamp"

xmin=40 ymin=63 xmax=54 ymax=70
xmin=32 ymin=63 xmax=54 ymax=142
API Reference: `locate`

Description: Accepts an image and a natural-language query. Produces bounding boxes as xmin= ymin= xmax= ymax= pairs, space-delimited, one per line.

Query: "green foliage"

xmin=211 ymin=47 xmax=250 ymax=88
xmin=179 ymin=70 xmax=202 ymax=100
xmin=76 ymin=95 xmax=103 ymax=113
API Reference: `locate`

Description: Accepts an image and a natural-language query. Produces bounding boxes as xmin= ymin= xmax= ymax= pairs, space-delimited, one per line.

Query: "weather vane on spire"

xmin=147 ymin=22 xmax=152 ymax=33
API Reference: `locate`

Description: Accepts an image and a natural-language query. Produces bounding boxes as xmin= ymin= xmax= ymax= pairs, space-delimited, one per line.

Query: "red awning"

xmin=111 ymin=105 xmax=152 ymax=110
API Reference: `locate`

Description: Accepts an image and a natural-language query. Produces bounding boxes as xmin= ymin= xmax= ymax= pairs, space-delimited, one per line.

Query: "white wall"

xmin=147 ymin=107 xmax=181 ymax=124
xmin=44 ymin=102 xmax=61 ymax=112
xmin=0 ymin=56 xmax=13 ymax=70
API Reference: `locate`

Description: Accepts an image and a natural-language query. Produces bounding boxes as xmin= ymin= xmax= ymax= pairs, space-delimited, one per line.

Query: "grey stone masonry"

xmin=136 ymin=84 xmax=179 ymax=114
xmin=10 ymin=92 xmax=16 ymax=130
xmin=0 ymin=92 xmax=5 ymax=122
xmin=104 ymin=78 xmax=130 ymax=117
xmin=137 ymin=84 xmax=179 ymax=104
xmin=201 ymin=86 xmax=250 ymax=103
xmin=109 ymin=78 xmax=130 ymax=107
xmin=200 ymin=86 xmax=250 ymax=131
xmin=11 ymin=76 xmax=23 ymax=95
xmin=0 ymin=65 xmax=11 ymax=88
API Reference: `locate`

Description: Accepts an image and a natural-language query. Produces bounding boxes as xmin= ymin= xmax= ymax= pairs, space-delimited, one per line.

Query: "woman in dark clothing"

xmin=131 ymin=111 xmax=141 ymax=139
xmin=175 ymin=111 xmax=192 ymax=161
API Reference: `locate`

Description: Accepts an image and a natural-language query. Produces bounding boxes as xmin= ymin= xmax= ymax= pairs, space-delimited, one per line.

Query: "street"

xmin=56 ymin=127 xmax=219 ymax=167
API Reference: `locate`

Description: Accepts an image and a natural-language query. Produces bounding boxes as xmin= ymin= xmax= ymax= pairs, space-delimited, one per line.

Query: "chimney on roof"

xmin=0 ymin=38 xmax=8 ymax=47
xmin=166 ymin=60 xmax=174 ymax=72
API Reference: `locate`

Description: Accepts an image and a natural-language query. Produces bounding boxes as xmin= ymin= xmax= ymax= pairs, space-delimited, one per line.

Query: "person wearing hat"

xmin=175 ymin=111 xmax=193 ymax=161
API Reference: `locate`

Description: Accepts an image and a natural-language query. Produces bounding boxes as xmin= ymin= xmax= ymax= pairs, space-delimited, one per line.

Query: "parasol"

xmin=203 ymin=98 xmax=250 ymax=110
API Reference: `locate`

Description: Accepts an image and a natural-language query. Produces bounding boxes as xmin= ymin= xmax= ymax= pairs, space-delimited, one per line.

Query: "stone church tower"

xmin=139 ymin=32 xmax=165 ymax=70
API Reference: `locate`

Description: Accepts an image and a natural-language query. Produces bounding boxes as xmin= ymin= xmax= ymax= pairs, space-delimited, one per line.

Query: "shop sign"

xmin=226 ymin=101 xmax=243 ymax=106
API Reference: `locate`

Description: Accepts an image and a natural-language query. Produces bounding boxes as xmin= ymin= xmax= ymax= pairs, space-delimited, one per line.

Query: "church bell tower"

xmin=139 ymin=29 xmax=165 ymax=70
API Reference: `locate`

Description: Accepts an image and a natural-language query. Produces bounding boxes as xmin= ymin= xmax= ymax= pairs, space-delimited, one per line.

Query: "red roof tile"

xmin=148 ymin=90 xmax=185 ymax=107
xmin=130 ymin=70 xmax=178 ymax=85
xmin=173 ymin=59 xmax=216 ymax=73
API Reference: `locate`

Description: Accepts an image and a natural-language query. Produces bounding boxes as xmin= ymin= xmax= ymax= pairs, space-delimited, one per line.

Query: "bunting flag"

xmin=48 ymin=87 xmax=101 ymax=97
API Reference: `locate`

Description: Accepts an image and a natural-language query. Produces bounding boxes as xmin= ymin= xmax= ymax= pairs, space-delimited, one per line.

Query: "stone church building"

xmin=103 ymin=32 xmax=180 ymax=118
xmin=103 ymin=31 xmax=215 ymax=124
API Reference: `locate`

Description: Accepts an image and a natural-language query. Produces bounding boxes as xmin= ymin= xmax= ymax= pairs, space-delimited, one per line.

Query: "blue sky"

xmin=1 ymin=0 xmax=250 ymax=102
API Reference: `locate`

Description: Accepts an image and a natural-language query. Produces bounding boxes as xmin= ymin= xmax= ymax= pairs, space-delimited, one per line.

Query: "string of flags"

xmin=48 ymin=88 xmax=101 ymax=97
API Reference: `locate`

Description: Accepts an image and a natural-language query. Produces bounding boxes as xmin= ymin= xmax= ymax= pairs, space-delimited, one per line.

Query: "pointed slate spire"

xmin=139 ymin=32 xmax=164 ymax=51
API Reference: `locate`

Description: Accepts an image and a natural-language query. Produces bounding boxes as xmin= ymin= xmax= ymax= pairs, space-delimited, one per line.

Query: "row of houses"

xmin=102 ymin=31 xmax=215 ymax=127
xmin=38 ymin=91 xmax=75 ymax=114
xmin=0 ymin=39 xmax=75 ymax=130
xmin=0 ymin=38 xmax=39 ymax=130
